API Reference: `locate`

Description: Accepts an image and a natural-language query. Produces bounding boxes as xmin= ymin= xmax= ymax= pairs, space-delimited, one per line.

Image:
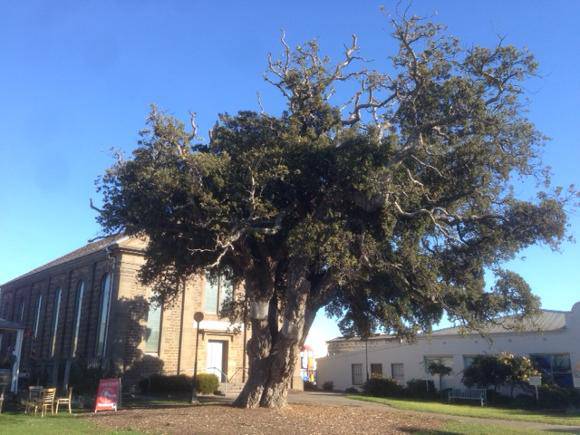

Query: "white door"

xmin=206 ymin=340 xmax=224 ymax=381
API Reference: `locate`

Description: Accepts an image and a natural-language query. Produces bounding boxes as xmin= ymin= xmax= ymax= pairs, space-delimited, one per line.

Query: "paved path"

xmin=288 ymin=391 xmax=580 ymax=433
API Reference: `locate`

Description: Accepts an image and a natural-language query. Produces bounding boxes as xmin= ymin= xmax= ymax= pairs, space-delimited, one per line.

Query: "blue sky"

xmin=1 ymin=1 xmax=578 ymax=354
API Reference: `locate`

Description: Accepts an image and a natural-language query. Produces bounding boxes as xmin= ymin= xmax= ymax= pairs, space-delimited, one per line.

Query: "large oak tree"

xmin=96 ymin=14 xmax=575 ymax=408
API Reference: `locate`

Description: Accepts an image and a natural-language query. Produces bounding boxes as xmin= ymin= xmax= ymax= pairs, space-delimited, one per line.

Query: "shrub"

xmin=537 ymin=384 xmax=580 ymax=410
xmin=195 ymin=373 xmax=219 ymax=395
xmin=322 ymin=381 xmax=334 ymax=391
xmin=462 ymin=353 xmax=538 ymax=397
xmin=406 ymin=379 xmax=437 ymax=399
xmin=303 ymin=380 xmax=318 ymax=391
xmin=363 ymin=377 xmax=404 ymax=397
xmin=345 ymin=387 xmax=359 ymax=394
xmin=485 ymin=389 xmax=511 ymax=406
xmin=69 ymin=360 xmax=116 ymax=396
xmin=139 ymin=374 xmax=193 ymax=394
xmin=512 ymin=393 xmax=537 ymax=409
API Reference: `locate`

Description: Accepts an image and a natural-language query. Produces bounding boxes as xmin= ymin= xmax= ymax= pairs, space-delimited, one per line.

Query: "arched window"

xmin=144 ymin=301 xmax=162 ymax=354
xmin=33 ymin=294 xmax=43 ymax=339
xmin=71 ymin=281 xmax=85 ymax=356
xmin=96 ymin=273 xmax=113 ymax=357
xmin=203 ymin=273 xmax=232 ymax=315
xmin=50 ymin=288 xmax=62 ymax=357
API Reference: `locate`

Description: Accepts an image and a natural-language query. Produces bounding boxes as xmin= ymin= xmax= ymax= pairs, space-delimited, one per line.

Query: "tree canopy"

xmin=96 ymin=13 xmax=575 ymax=408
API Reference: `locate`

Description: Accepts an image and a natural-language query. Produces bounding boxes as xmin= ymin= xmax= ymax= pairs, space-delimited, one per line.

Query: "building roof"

xmin=328 ymin=309 xmax=568 ymax=344
xmin=1 ymin=234 xmax=127 ymax=287
xmin=430 ymin=309 xmax=567 ymax=336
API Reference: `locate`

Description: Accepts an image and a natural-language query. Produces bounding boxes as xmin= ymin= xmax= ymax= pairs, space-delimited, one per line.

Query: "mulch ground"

xmin=86 ymin=403 xmax=445 ymax=434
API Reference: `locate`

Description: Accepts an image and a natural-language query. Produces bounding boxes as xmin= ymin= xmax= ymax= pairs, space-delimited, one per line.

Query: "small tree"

xmin=463 ymin=355 xmax=508 ymax=391
xmin=498 ymin=353 xmax=539 ymax=397
xmin=427 ymin=361 xmax=452 ymax=391
xmin=462 ymin=353 xmax=538 ymax=397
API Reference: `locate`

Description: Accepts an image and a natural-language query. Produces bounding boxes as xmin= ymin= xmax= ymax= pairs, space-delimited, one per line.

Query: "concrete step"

xmin=220 ymin=382 xmax=244 ymax=394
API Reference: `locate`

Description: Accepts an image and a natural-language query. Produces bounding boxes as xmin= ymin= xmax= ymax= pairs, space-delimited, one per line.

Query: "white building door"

xmin=206 ymin=340 xmax=226 ymax=381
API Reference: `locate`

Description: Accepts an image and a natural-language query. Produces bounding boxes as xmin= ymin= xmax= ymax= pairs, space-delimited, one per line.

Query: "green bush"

xmin=322 ymin=381 xmax=334 ymax=391
xmin=303 ymin=380 xmax=318 ymax=391
xmin=485 ymin=389 xmax=511 ymax=406
xmin=512 ymin=393 xmax=537 ymax=409
xmin=195 ymin=373 xmax=219 ymax=394
xmin=345 ymin=387 xmax=359 ymax=394
xmin=405 ymin=379 xmax=437 ymax=399
xmin=139 ymin=374 xmax=193 ymax=394
xmin=363 ymin=377 xmax=404 ymax=397
xmin=537 ymin=384 xmax=580 ymax=410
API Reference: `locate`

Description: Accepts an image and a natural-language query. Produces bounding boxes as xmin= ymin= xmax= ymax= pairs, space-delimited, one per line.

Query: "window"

xmin=391 ymin=363 xmax=405 ymax=384
xmin=50 ymin=288 xmax=62 ymax=357
xmin=96 ymin=273 xmax=113 ymax=357
xmin=204 ymin=273 xmax=232 ymax=314
xmin=18 ymin=298 xmax=25 ymax=322
xmin=424 ymin=356 xmax=453 ymax=373
xmin=144 ymin=301 xmax=162 ymax=354
xmin=33 ymin=294 xmax=43 ymax=339
xmin=71 ymin=281 xmax=85 ymax=356
xmin=370 ymin=363 xmax=383 ymax=378
xmin=463 ymin=355 xmax=479 ymax=369
xmin=530 ymin=353 xmax=573 ymax=388
xmin=351 ymin=363 xmax=363 ymax=385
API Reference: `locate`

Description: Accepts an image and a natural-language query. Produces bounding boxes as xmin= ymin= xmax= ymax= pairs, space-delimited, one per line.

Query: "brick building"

xmin=0 ymin=235 xmax=303 ymax=392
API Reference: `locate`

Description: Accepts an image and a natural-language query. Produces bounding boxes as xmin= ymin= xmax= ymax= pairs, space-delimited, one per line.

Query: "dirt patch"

xmin=86 ymin=403 xmax=444 ymax=434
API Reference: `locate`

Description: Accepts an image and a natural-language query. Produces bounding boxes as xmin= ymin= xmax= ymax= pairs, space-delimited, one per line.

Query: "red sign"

xmin=94 ymin=378 xmax=121 ymax=413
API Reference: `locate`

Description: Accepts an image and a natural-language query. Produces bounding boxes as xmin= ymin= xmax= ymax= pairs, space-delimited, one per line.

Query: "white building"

xmin=317 ymin=302 xmax=580 ymax=391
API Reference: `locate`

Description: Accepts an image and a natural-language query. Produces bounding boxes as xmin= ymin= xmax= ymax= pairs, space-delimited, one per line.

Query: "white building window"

xmin=50 ymin=288 xmax=62 ymax=357
xmin=370 ymin=363 xmax=383 ymax=378
xmin=530 ymin=353 xmax=573 ymax=388
xmin=351 ymin=363 xmax=363 ymax=385
xmin=204 ymin=273 xmax=232 ymax=315
xmin=33 ymin=294 xmax=43 ymax=339
xmin=144 ymin=302 xmax=162 ymax=354
xmin=424 ymin=356 xmax=453 ymax=373
xmin=71 ymin=281 xmax=85 ymax=356
xmin=391 ymin=363 xmax=405 ymax=384
xmin=96 ymin=273 xmax=113 ymax=357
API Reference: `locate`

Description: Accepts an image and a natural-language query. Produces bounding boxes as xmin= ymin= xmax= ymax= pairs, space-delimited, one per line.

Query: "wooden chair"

xmin=55 ymin=387 xmax=73 ymax=414
xmin=24 ymin=386 xmax=43 ymax=414
xmin=39 ymin=387 xmax=56 ymax=417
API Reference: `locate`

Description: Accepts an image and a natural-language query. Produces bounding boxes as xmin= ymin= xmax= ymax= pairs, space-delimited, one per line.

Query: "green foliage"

xmin=462 ymin=353 xmax=539 ymax=396
xmin=536 ymin=384 xmax=580 ymax=410
xmin=427 ymin=362 xmax=452 ymax=377
xmin=322 ymin=381 xmax=334 ymax=391
xmin=68 ymin=359 xmax=117 ymax=396
xmin=195 ymin=373 xmax=219 ymax=395
xmin=138 ymin=374 xmax=193 ymax=394
xmin=406 ymin=378 xmax=437 ymax=398
xmin=363 ymin=377 xmax=404 ymax=397
xmin=303 ymin=380 xmax=318 ymax=391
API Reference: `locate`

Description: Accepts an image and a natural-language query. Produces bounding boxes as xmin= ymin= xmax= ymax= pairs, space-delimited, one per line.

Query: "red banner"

xmin=94 ymin=378 xmax=121 ymax=413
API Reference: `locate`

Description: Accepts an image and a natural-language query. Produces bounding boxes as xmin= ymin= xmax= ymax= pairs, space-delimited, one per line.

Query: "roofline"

xmin=0 ymin=235 xmax=131 ymax=287
xmin=326 ymin=308 xmax=570 ymax=344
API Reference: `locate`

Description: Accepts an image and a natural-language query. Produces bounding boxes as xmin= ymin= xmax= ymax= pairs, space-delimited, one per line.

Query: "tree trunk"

xmin=233 ymin=306 xmax=272 ymax=408
xmin=235 ymin=265 xmax=318 ymax=409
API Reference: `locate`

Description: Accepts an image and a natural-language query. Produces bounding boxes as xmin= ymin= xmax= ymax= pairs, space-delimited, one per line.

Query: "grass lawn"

xmin=0 ymin=412 xmax=141 ymax=435
xmin=420 ymin=420 xmax=564 ymax=434
xmin=348 ymin=395 xmax=580 ymax=426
